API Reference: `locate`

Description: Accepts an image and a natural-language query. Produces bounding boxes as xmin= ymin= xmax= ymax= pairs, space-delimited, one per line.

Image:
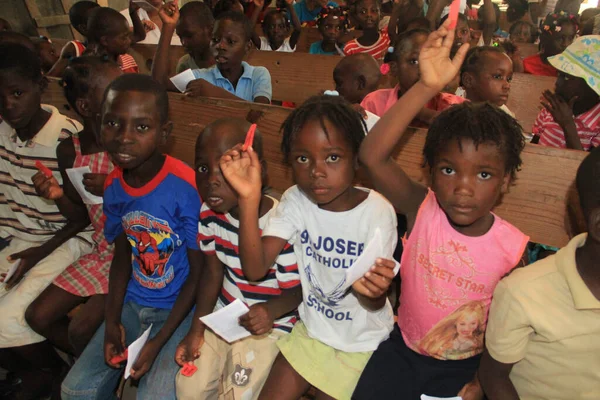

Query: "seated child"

xmin=440 ymin=12 xmax=471 ymax=50
xmin=310 ymin=6 xmax=349 ymax=55
xmin=61 ymin=74 xmax=203 ymax=400
xmin=294 ymin=0 xmax=339 ymax=25
xmin=499 ymin=40 xmax=524 ymax=73
xmin=479 ymin=147 xmax=600 ymax=400
xmin=121 ymin=0 xmax=179 ymax=45
xmin=220 ymin=95 xmax=399 ymax=400
xmin=213 ymin=0 xmax=245 ymax=19
xmin=251 ymin=0 xmax=301 ymax=52
xmin=25 ymin=56 xmax=122 ymax=357
xmin=175 ymin=118 xmax=301 ymax=400
xmin=523 ymin=12 xmax=577 ymax=76
xmin=353 ymin=21 xmax=529 ymax=399
xmin=460 ymin=46 xmax=516 ymax=117
xmin=509 ymin=20 xmax=536 ymax=43
xmin=0 ymin=43 xmax=90 ymax=400
xmin=533 ymin=35 xmax=600 ymax=150
xmin=176 ymin=1 xmax=216 ymax=72
xmin=34 ymin=37 xmax=59 ymax=74
xmin=361 ymin=28 xmax=466 ymax=124
xmin=344 ymin=0 xmax=390 ymax=61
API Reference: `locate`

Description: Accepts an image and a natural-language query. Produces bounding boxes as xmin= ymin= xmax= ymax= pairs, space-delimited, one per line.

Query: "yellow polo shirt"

xmin=486 ymin=233 xmax=600 ymax=400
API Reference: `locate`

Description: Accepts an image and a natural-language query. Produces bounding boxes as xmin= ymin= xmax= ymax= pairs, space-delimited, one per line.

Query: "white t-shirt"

xmin=259 ymin=37 xmax=296 ymax=52
xmin=121 ymin=8 xmax=181 ymax=45
xmin=263 ymin=185 xmax=398 ymax=353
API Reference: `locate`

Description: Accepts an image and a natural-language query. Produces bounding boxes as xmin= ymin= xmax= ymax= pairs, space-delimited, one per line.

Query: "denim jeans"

xmin=61 ymin=301 xmax=192 ymax=400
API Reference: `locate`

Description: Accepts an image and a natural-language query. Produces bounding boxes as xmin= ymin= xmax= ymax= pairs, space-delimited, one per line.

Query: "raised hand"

xmin=541 ymin=90 xmax=577 ymax=128
xmin=174 ymin=332 xmax=205 ymax=367
xmin=219 ymin=145 xmax=263 ymax=201
xmin=419 ymin=18 xmax=469 ymax=92
xmin=352 ymin=258 xmax=397 ymax=299
xmin=158 ymin=0 xmax=180 ymax=26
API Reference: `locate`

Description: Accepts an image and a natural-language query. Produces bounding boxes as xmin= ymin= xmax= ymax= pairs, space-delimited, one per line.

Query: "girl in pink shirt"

xmin=354 ymin=21 xmax=529 ymax=400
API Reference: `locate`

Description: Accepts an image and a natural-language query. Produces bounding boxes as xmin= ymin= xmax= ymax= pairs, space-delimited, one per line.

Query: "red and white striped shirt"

xmin=118 ymin=54 xmax=139 ymax=74
xmin=343 ymin=28 xmax=390 ymax=61
xmin=533 ymin=103 xmax=600 ymax=151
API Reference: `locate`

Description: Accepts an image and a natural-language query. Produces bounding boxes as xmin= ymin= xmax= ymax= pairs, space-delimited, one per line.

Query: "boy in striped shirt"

xmin=175 ymin=118 xmax=301 ymax=400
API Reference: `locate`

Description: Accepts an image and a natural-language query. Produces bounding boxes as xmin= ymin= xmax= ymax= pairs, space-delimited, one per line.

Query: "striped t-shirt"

xmin=0 ymin=105 xmax=82 ymax=242
xmin=118 ymin=54 xmax=139 ymax=74
xmin=343 ymin=28 xmax=390 ymax=61
xmin=534 ymin=103 xmax=600 ymax=151
xmin=198 ymin=199 xmax=300 ymax=333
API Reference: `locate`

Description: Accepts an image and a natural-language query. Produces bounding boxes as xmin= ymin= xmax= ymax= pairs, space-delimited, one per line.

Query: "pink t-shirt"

xmin=398 ymin=191 xmax=528 ymax=361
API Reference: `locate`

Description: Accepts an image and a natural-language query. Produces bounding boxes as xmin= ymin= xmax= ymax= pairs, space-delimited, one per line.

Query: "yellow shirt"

xmin=486 ymin=233 xmax=600 ymax=400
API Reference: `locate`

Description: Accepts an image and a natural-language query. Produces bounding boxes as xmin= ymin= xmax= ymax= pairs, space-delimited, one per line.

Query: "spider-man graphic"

xmin=128 ymin=229 xmax=175 ymax=278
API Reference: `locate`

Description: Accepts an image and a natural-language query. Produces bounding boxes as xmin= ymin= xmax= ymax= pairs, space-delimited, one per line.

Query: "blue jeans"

xmin=61 ymin=301 xmax=192 ymax=400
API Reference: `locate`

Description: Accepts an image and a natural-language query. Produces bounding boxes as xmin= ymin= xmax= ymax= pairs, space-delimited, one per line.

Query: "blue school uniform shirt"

xmin=293 ymin=0 xmax=338 ymax=23
xmin=191 ymin=61 xmax=272 ymax=102
xmin=309 ymin=41 xmax=338 ymax=55
xmin=103 ymin=155 xmax=201 ymax=309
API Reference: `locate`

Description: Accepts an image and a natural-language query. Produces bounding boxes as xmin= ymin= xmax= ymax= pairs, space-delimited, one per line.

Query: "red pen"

xmin=242 ymin=124 xmax=257 ymax=152
xmin=35 ymin=161 xmax=53 ymax=178
xmin=448 ymin=0 xmax=460 ymax=30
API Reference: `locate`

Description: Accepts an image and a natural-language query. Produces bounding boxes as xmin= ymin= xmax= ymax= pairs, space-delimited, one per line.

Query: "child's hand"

xmin=82 ymin=173 xmax=108 ymax=197
xmin=130 ymin=337 xmax=161 ymax=380
xmin=104 ymin=322 xmax=126 ymax=368
xmin=352 ymin=258 xmax=397 ymax=299
xmin=219 ymin=145 xmax=263 ymax=201
xmin=184 ymin=79 xmax=208 ymax=97
xmin=1 ymin=247 xmax=45 ymax=289
xmin=239 ymin=303 xmax=274 ymax=335
xmin=32 ymin=171 xmax=63 ymax=200
xmin=158 ymin=0 xmax=180 ymax=26
xmin=541 ymin=90 xmax=577 ymax=129
xmin=174 ymin=331 xmax=205 ymax=367
xmin=419 ymin=18 xmax=469 ymax=93
xmin=458 ymin=376 xmax=484 ymax=400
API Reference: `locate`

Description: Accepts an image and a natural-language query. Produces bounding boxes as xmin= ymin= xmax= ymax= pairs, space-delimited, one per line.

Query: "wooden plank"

xmin=41 ymin=81 xmax=586 ymax=248
xmin=35 ymin=15 xmax=70 ymax=28
xmin=507 ymin=73 xmax=555 ymax=132
xmin=24 ymin=0 xmax=50 ymax=36
xmin=59 ymin=0 xmax=83 ymax=41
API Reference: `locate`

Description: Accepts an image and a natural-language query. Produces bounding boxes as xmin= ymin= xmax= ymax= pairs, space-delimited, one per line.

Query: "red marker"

xmin=242 ymin=124 xmax=257 ymax=152
xmin=110 ymin=349 xmax=128 ymax=365
xmin=35 ymin=161 xmax=53 ymax=178
xmin=448 ymin=0 xmax=460 ymax=30
xmin=181 ymin=363 xmax=197 ymax=377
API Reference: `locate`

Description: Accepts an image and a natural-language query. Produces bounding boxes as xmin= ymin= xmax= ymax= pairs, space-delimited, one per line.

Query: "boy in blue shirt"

xmin=294 ymin=0 xmax=338 ymax=25
xmin=61 ymin=74 xmax=203 ymax=400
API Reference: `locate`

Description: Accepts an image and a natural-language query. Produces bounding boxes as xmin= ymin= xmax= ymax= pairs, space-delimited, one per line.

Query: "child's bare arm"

xmin=250 ymin=0 xmax=264 ymax=49
xmin=128 ymin=0 xmax=148 ymax=43
xmin=239 ymin=285 xmax=303 ymax=335
xmin=46 ymin=42 xmax=76 ymax=78
xmin=286 ymin=0 xmax=302 ymax=49
xmin=478 ymin=350 xmax=519 ymax=400
xmin=151 ymin=1 xmax=179 ymax=91
xmin=359 ymin=21 xmax=469 ymax=216
xmin=480 ymin=0 xmax=496 ymax=46
xmin=425 ymin=0 xmax=450 ymax=30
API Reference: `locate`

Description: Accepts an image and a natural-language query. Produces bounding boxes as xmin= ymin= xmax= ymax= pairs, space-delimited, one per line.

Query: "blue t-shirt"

xmin=293 ymin=0 xmax=338 ymax=23
xmin=103 ymin=155 xmax=201 ymax=309
xmin=309 ymin=41 xmax=339 ymax=55
xmin=191 ymin=61 xmax=272 ymax=102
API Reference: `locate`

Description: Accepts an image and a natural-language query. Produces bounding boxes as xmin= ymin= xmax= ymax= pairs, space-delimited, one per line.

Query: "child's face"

xmin=100 ymin=90 xmax=167 ymax=170
xmin=85 ymin=66 xmax=122 ymax=142
xmin=355 ymin=0 xmax=381 ymax=30
xmin=319 ymin=15 xmax=343 ymax=43
xmin=510 ymin=24 xmax=532 ymax=43
xmin=466 ymin=52 xmax=513 ymax=107
xmin=555 ymin=71 xmax=599 ymax=114
xmin=541 ymin=22 xmax=576 ymax=58
xmin=102 ymin=18 xmax=132 ymax=56
xmin=265 ymin=14 xmax=288 ymax=45
xmin=394 ymin=34 xmax=427 ymax=93
xmin=456 ymin=313 xmax=478 ymax=338
xmin=0 ymin=71 xmax=42 ymax=130
xmin=177 ymin=16 xmax=211 ymax=55
xmin=38 ymin=41 xmax=59 ymax=72
xmin=431 ymin=138 xmax=509 ymax=235
xmin=211 ymin=19 xmax=250 ymax=69
xmin=290 ymin=118 xmax=357 ymax=211
xmin=454 ymin=19 xmax=471 ymax=48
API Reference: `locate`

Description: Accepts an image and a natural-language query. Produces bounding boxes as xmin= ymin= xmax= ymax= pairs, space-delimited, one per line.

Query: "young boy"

xmin=479 ymin=147 xmax=600 ymax=399
xmin=61 ymin=74 xmax=203 ymax=400
xmin=533 ymin=35 xmax=600 ymax=151
xmin=175 ymin=118 xmax=301 ymax=400
xmin=334 ymin=53 xmax=382 ymax=105
xmin=175 ymin=1 xmax=215 ymax=73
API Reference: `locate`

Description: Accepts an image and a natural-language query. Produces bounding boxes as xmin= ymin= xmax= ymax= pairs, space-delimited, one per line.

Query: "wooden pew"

xmin=507 ymin=73 xmax=555 ymax=132
xmin=42 ymin=80 xmax=586 ymax=249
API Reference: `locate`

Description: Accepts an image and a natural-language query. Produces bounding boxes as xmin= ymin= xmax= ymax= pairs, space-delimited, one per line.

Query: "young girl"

xmin=251 ymin=0 xmax=301 ymax=52
xmin=25 ymin=56 xmax=122 ymax=357
xmin=344 ymin=0 xmax=390 ymax=61
xmin=353 ymin=21 xmax=529 ymax=399
xmin=220 ymin=95 xmax=399 ymax=400
xmin=509 ymin=20 xmax=536 ymax=43
xmin=310 ymin=6 xmax=349 ymax=55
xmin=523 ymin=12 xmax=577 ymax=76
xmin=34 ymin=37 xmax=59 ymax=74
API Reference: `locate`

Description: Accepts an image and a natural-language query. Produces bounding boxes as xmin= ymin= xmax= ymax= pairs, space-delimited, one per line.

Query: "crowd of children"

xmin=0 ymin=0 xmax=599 ymax=399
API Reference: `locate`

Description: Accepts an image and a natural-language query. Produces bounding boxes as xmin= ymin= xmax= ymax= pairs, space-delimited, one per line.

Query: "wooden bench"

xmin=507 ymin=73 xmax=555 ymax=132
xmin=42 ymin=80 xmax=586 ymax=248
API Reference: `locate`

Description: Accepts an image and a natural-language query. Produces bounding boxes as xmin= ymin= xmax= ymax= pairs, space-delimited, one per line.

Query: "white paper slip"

xmin=2 ymin=261 xmax=20 ymax=284
xmin=421 ymin=395 xmax=462 ymax=400
xmin=66 ymin=166 xmax=103 ymax=205
xmin=343 ymin=228 xmax=383 ymax=290
xmin=124 ymin=324 xmax=153 ymax=379
xmin=170 ymin=69 xmax=196 ymax=93
xmin=364 ymin=110 xmax=380 ymax=133
xmin=200 ymin=299 xmax=251 ymax=343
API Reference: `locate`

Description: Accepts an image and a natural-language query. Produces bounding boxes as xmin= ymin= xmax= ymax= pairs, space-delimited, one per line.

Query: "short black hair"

xmin=261 ymin=8 xmax=290 ymax=33
xmin=576 ymin=147 xmax=600 ymax=218
xmin=460 ymin=46 xmax=508 ymax=86
xmin=0 ymin=31 xmax=36 ymax=52
xmin=180 ymin=1 xmax=215 ymax=27
xmin=0 ymin=43 xmax=42 ymax=84
xmin=213 ymin=0 xmax=242 ymax=19
xmin=62 ymin=55 xmax=120 ymax=115
xmin=424 ymin=102 xmax=525 ymax=180
xmin=280 ymin=95 xmax=365 ymax=162
xmin=216 ymin=11 xmax=253 ymax=41
xmin=87 ymin=7 xmax=127 ymax=44
xmin=197 ymin=118 xmax=264 ymax=160
xmin=69 ymin=1 xmax=100 ymax=31
xmin=388 ymin=28 xmax=430 ymax=63
xmin=103 ymin=74 xmax=170 ymax=124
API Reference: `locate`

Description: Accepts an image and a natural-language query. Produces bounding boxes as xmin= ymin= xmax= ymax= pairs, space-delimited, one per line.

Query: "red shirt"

xmin=533 ymin=103 xmax=600 ymax=150
xmin=523 ymin=54 xmax=558 ymax=77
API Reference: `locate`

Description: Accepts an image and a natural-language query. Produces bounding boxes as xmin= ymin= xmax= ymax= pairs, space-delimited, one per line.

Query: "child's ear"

xmin=357 ymin=75 xmax=367 ymax=91
xmin=462 ymin=72 xmax=473 ymax=89
xmin=245 ymin=39 xmax=253 ymax=53
xmin=500 ymin=173 xmax=510 ymax=194
xmin=75 ymin=98 xmax=92 ymax=118
xmin=161 ymin=121 xmax=173 ymax=144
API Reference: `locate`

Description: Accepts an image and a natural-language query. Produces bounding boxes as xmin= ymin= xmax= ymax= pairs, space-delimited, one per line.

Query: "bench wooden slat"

xmin=506 ymin=73 xmax=555 ymax=132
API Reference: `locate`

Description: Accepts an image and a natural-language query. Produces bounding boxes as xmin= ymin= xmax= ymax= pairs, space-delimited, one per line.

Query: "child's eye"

xmin=13 ymin=90 xmax=22 ymax=97
xmin=478 ymin=172 xmax=492 ymax=180
xmin=137 ymin=124 xmax=149 ymax=132
xmin=197 ymin=165 xmax=208 ymax=174
xmin=326 ymin=155 xmax=340 ymax=163
xmin=106 ymin=120 xmax=118 ymax=127
xmin=409 ymin=59 xmax=419 ymax=65
xmin=492 ymin=74 xmax=502 ymax=80
xmin=227 ymin=39 xmax=235 ymax=45
xmin=441 ymin=167 xmax=454 ymax=175
xmin=507 ymin=76 xmax=513 ymax=83
xmin=296 ymin=155 xmax=309 ymax=164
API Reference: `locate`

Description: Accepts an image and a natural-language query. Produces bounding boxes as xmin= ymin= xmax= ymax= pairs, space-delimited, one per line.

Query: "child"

xmin=509 ymin=20 xmax=536 ymax=43
xmin=344 ymin=0 xmax=390 ymax=61
xmin=175 ymin=1 xmax=215 ymax=73
xmin=439 ymin=12 xmax=472 ymax=50
xmin=361 ymin=28 xmax=466 ymax=124
xmin=310 ymin=6 xmax=349 ymax=55
xmin=334 ymin=53 xmax=382 ymax=104
xmin=34 ymin=36 xmax=59 ymax=74
xmin=61 ymin=74 xmax=203 ymax=400
xmin=479 ymin=148 xmax=600 ymax=399
xmin=154 ymin=4 xmax=271 ymax=104
xmin=175 ymin=118 xmax=301 ymax=400
xmin=533 ymin=35 xmax=600 ymax=151
xmin=251 ymin=0 xmax=301 ymax=52
xmin=121 ymin=0 xmax=180 ymax=45
xmin=0 ymin=43 xmax=90 ymax=400
xmin=523 ymin=12 xmax=577 ymax=76
xmin=499 ymin=40 xmax=524 ymax=73
xmin=86 ymin=7 xmax=140 ymax=74
xmin=460 ymin=46 xmax=515 ymax=117
xmin=220 ymin=95 xmax=399 ymax=400
xmin=353 ymin=21 xmax=529 ymax=399
xmin=294 ymin=0 xmax=339 ymax=25
xmin=25 ymin=56 xmax=122 ymax=357
xmin=213 ymin=0 xmax=245 ymax=19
